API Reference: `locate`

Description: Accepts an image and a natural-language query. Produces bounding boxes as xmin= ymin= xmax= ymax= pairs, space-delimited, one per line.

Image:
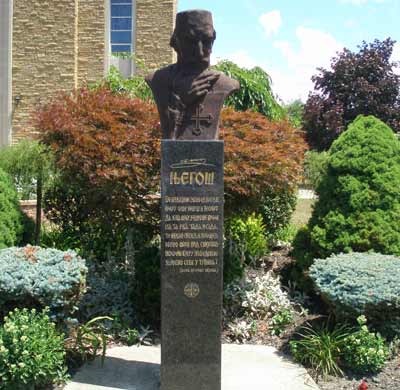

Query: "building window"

xmin=110 ymin=0 xmax=133 ymax=54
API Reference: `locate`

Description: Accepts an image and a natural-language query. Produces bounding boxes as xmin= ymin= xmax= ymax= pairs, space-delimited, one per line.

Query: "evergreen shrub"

xmin=225 ymin=213 xmax=268 ymax=265
xmin=0 ymin=308 xmax=67 ymax=388
xmin=0 ymin=168 xmax=22 ymax=249
xmin=0 ymin=246 xmax=87 ymax=320
xmin=293 ymin=115 xmax=400 ymax=270
xmin=310 ymin=252 xmax=400 ymax=336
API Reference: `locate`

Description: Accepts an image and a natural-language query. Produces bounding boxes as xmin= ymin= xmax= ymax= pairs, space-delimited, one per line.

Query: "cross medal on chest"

xmin=190 ymin=103 xmax=213 ymax=136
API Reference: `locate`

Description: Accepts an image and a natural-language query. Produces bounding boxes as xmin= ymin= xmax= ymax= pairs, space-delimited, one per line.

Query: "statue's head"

xmin=170 ymin=10 xmax=216 ymax=68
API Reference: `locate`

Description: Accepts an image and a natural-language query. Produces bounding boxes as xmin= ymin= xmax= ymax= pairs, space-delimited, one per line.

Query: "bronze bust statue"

xmin=146 ymin=10 xmax=240 ymax=140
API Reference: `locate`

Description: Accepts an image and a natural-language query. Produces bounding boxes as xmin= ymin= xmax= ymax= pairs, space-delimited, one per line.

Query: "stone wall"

xmin=12 ymin=0 xmax=105 ymax=142
xmin=12 ymin=0 xmax=76 ymax=142
xmin=135 ymin=0 xmax=177 ymax=71
xmin=77 ymin=0 xmax=106 ymax=85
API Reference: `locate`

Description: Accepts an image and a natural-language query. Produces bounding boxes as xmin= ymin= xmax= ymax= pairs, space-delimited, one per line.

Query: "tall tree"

xmin=304 ymin=38 xmax=400 ymax=151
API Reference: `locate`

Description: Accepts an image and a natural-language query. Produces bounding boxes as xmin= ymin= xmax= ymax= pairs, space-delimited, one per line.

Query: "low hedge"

xmin=310 ymin=252 xmax=400 ymax=336
xmin=0 ymin=246 xmax=87 ymax=320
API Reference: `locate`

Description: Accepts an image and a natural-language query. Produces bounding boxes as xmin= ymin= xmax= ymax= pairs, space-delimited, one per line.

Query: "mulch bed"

xmin=317 ymin=356 xmax=400 ymax=390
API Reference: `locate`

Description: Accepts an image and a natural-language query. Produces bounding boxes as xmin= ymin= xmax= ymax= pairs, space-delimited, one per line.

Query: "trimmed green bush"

xmin=310 ymin=252 xmax=400 ymax=336
xmin=225 ymin=213 xmax=268 ymax=265
xmin=0 ymin=308 xmax=68 ymax=388
xmin=0 ymin=168 xmax=22 ymax=249
xmin=293 ymin=115 xmax=400 ymax=269
xmin=0 ymin=246 xmax=87 ymax=320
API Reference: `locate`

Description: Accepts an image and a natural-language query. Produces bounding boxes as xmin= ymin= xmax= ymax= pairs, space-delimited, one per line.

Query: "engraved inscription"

xmin=163 ymin=195 xmax=222 ymax=274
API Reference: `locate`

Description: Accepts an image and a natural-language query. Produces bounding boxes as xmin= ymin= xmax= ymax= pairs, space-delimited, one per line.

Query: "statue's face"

xmin=176 ymin=25 xmax=215 ymax=67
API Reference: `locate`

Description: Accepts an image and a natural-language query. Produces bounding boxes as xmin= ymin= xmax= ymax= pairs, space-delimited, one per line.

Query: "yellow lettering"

xmin=181 ymin=172 xmax=189 ymax=184
xmin=195 ymin=172 xmax=204 ymax=185
xmin=169 ymin=172 xmax=215 ymax=186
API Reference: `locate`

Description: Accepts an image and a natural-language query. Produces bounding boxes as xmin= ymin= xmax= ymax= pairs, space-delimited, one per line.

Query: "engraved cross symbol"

xmin=190 ymin=104 xmax=213 ymax=136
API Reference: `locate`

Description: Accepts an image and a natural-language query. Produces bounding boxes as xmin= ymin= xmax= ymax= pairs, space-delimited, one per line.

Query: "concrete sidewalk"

xmin=65 ymin=344 xmax=319 ymax=390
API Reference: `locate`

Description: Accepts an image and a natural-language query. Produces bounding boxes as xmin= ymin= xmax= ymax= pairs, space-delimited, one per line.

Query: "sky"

xmin=178 ymin=0 xmax=400 ymax=103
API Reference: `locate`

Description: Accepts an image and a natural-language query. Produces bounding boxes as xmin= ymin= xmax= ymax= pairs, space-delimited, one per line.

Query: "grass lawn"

xmin=291 ymin=198 xmax=315 ymax=228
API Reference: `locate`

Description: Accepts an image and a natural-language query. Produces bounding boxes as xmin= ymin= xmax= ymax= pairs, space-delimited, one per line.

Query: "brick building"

xmin=0 ymin=0 xmax=177 ymax=146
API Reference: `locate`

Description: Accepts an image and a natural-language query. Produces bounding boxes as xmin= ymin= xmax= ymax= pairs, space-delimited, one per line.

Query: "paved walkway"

xmin=298 ymin=188 xmax=317 ymax=199
xmin=65 ymin=344 xmax=319 ymax=390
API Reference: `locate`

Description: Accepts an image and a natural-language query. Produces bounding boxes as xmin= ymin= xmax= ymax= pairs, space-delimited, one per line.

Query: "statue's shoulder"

xmin=212 ymin=71 xmax=240 ymax=95
xmin=145 ymin=64 xmax=176 ymax=90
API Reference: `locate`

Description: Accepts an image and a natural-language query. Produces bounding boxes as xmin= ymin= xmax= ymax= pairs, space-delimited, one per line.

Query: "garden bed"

xmin=39 ymin=248 xmax=400 ymax=390
xmin=223 ymin=248 xmax=400 ymax=390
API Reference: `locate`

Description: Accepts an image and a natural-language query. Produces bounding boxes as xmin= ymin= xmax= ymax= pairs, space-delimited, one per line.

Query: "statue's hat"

xmin=174 ymin=10 xmax=214 ymax=33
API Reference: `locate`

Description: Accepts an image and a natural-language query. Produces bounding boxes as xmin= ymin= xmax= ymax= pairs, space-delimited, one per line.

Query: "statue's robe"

xmin=146 ymin=65 xmax=239 ymax=140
